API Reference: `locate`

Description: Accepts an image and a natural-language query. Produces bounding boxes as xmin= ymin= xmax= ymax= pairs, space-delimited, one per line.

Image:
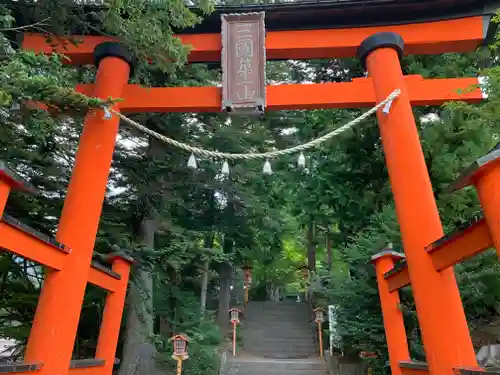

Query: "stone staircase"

xmin=220 ymin=301 xmax=328 ymax=375
xmin=243 ymin=301 xmax=318 ymax=358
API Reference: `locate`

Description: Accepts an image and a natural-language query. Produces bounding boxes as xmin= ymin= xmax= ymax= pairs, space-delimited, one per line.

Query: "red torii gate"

xmin=0 ymin=10 xmax=494 ymax=375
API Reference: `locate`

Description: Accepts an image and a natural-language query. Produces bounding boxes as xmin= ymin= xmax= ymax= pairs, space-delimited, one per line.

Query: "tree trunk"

xmin=159 ymin=317 xmax=170 ymax=337
xmin=267 ymin=283 xmax=281 ymax=301
xmin=118 ymin=136 xmax=163 ymax=375
xmin=327 ymin=231 xmax=333 ymax=271
xmin=118 ymin=218 xmax=161 ymax=375
xmin=200 ymin=234 xmax=214 ymax=317
xmin=217 ymin=257 xmax=233 ymax=334
xmin=307 ymin=218 xmax=316 ymax=272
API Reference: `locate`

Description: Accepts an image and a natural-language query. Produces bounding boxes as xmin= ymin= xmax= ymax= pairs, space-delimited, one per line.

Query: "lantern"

xmin=313 ymin=307 xmax=325 ymax=324
xmin=360 ymin=351 xmax=378 ymax=359
xmin=171 ymin=334 xmax=190 ymax=360
xmin=229 ymin=307 xmax=241 ymax=324
xmin=241 ymin=265 xmax=253 ymax=285
xmin=242 ymin=265 xmax=253 ymax=307
xmin=228 ymin=308 xmax=242 ymax=356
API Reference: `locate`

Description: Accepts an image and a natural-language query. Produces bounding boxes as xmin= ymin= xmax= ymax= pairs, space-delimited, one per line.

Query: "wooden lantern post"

xmin=313 ymin=307 xmax=325 ymax=358
xmin=171 ymin=334 xmax=190 ymax=375
xmin=229 ymin=308 xmax=241 ymax=357
xmin=242 ymin=265 xmax=253 ymax=307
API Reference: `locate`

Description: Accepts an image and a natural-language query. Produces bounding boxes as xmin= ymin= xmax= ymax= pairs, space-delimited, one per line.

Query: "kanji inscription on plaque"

xmin=221 ymin=12 xmax=266 ymax=116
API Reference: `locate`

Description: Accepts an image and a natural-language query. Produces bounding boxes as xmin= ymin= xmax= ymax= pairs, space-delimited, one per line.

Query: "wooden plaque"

xmin=221 ymin=12 xmax=266 ymax=116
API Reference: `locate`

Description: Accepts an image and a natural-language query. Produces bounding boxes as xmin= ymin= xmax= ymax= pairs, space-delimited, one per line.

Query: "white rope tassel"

xmin=382 ymin=97 xmax=395 ymax=115
xmin=221 ymin=160 xmax=230 ymax=176
xmin=263 ymin=160 xmax=273 ymax=175
xmin=187 ymin=153 xmax=198 ymax=169
xmin=103 ymin=106 xmax=112 ymax=120
xmin=297 ymin=152 xmax=306 ymax=168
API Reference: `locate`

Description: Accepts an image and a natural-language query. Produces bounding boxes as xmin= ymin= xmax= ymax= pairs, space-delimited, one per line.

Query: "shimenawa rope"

xmin=104 ymin=88 xmax=401 ymax=161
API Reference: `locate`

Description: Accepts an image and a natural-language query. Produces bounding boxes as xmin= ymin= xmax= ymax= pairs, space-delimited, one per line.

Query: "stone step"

xmin=244 ymin=344 xmax=316 ymax=351
xmin=243 ymin=317 xmax=311 ymax=322
xmin=243 ymin=321 xmax=313 ymax=327
xmin=246 ymin=348 xmax=317 ymax=355
xmin=245 ymin=339 xmax=314 ymax=344
xmin=244 ymin=309 xmax=312 ymax=317
xmin=245 ymin=346 xmax=316 ymax=351
xmin=246 ymin=301 xmax=309 ymax=305
xmin=244 ymin=310 xmax=311 ymax=315
xmin=244 ymin=318 xmax=311 ymax=322
xmin=225 ymin=359 xmax=327 ymax=371
xmin=245 ymin=311 xmax=310 ymax=316
xmin=243 ymin=327 xmax=313 ymax=333
xmin=244 ymin=352 xmax=318 ymax=359
xmin=243 ymin=332 xmax=314 ymax=338
xmin=244 ymin=313 xmax=311 ymax=318
xmin=243 ymin=323 xmax=311 ymax=329
xmin=244 ymin=337 xmax=315 ymax=344
xmin=245 ymin=307 xmax=310 ymax=313
xmin=244 ymin=314 xmax=310 ymax=319
xmin=241 ymin=346 xmax=316 ymax=352
xmin=245 ymin=348 xmax=317 ymax=354
xmin=245 ymin=305 xmax=310 ymax=310
xmin=225 ymin=368 xmax=327 ymax=375
xmin=243 ymin=322 xmax=312 ymax=327
xmin=244 ymin=324 xmax=312 ymax=328
xmin=245 ymin=345 xmax=316 ymax=350
xmin=244 ymin=328 xmax=313 ymax=333
xmin=244 ymin=336 xmax=315 ymax=341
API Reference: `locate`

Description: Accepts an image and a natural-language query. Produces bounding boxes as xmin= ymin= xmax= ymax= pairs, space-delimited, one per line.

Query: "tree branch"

xmin=0 ymin=17 xmax=50 ymax=32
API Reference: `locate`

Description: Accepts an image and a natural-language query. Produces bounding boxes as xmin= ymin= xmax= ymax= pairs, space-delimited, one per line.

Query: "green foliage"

xmin=102 ymin=0 xmax=214 ymax=74
xmin=0 ymin=255 xmax=38 ymax=359
xmin=153 ymin=283 xmax=221 ymax=375
xmin=0 ymin=50 xmax=112 ymax=110
xmin=0 ymin=5 xmax=108 ymax=111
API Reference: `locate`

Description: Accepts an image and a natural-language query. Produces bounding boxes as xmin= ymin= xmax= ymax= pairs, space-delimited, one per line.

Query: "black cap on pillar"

xmin=93 ymin=41 xmax=136 ymax=76
xmin=357 ymin=32 xmax=405 ymax=70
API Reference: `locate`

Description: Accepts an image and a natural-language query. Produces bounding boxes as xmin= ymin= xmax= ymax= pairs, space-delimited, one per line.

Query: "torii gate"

xmin=0 ymin=4 xmax=496 ymax=375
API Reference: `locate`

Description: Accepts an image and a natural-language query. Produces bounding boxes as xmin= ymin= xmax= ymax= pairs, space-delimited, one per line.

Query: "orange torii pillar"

xmin=0 ymin=177 xmax=8 ymax=216
xmin=370 ymin=249 xmax=410 ymax=375
xmin=357 ymin=33 xmax=477 ymax=374
xmin=96 ymin=253 xmax=134 ymax=375
xmin=449 ymin=143 xmax=500 ymax=260
xmin=24 ymin=42 xmax=133 ymax=374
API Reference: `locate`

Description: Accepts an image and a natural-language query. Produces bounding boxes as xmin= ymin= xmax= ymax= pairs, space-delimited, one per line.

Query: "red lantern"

xmin=229 ymin=307 xmax=241 ymax=324
xmin=360 ymin=351 xmax=378 ymax=359
xmin=171 ymin=334 xmax=190 ymax=360
xmin=242 ymin=265 xmax=253 ymax=286
xmin=313 ymin=307 xmax=325 ymax=324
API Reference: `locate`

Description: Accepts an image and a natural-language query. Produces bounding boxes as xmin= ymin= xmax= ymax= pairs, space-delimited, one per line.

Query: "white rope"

xmin=107 ymin=89 xmax=401 ymax=161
